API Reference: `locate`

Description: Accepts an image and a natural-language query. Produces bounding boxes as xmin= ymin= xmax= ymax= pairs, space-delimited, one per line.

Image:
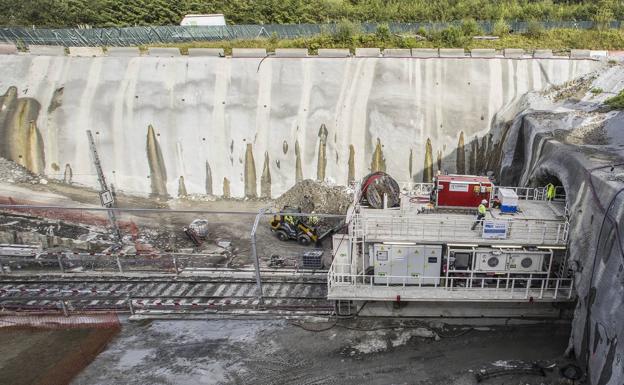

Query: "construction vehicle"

xmin=270 ymin=206 xmax=343 ymax=246
xmin=270 ymin=206 xmax=319 ymax=245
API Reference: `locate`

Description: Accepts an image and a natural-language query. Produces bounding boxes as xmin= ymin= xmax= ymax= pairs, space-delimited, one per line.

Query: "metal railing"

xmin=327 ymin=265 xmax=575 ymax=301
xmin=356 ymin=213 xmax=568 ymax=245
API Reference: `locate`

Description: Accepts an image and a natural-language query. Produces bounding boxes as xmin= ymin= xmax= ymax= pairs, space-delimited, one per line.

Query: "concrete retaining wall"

xmin=0 ymin=55 xmax=601 ymax=198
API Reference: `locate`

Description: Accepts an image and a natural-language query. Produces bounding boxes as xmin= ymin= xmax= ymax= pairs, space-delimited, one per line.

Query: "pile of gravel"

xmin=274 ymin=179 xmax=352 ymax=215
xmin=0 ymin=157 xmax=40 ymax=184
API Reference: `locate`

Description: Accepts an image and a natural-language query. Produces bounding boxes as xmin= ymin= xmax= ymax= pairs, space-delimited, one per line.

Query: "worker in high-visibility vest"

xmin=471 ymin=199 xmax=488 ymax=230
xmin=546 ymin=183 xmax=556 ymax=201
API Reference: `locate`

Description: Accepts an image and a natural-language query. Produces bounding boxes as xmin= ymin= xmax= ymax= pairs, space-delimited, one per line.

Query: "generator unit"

xmin=372 ymin=243 xmax=441 ymax=285
xmin=508 ymin=252 xmax=545 ymax=272
xmin=474 ymin=250 xmax=508 ymax=272
xmin=435 ymin=175 xmax=493 ymax=208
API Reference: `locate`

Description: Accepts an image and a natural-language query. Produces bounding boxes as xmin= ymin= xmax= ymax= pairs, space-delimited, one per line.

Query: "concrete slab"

xmin=533 ymin=49 xmax=553 ymax=58
xmin=503 ymin=48 xmax=525 ymax=58
xmin=590 ymin=50 xmax=608 ymax=59
xmin=470 ymin=49 xmax=496 ymax=58
xmin=411 ymin=48 xmax=438 ymax=58
xmin=355 ymin=48 xmax=381 ymax=57
xmin=0 ymin=43 xmax=18 ymax=55
xmin=274 ymin=48 xmax=308 ymax=57
xmin=232 ymin=48 xmax=267 ymax=58
xmin=570 ymin=49 xmax=591 ymax=59
xmin=187 ymin=48 xmax=224 ymax=57
xmin=28 ymin=45 xmax=65 ymax=56
xmin=106 ymin=47 xmax=141 ymax=57
xmin=382 ymin=49 xmax=411 ymax=57
xmin=317 ymin=49 xmax=350 ymax=57
xmin=147 ymin=48 xmax=181 ymax=57
xmin=439 ymin=48 xmax=466 ymax=58
xmin=68 ymin=47 xmax=104 ymax=57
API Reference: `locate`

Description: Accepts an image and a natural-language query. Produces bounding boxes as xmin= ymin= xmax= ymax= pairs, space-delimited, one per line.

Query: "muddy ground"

xmin=0 ymin=326 xmax=120 ymax=385
xmin=71 ymin=319 xmax=578 ymax=385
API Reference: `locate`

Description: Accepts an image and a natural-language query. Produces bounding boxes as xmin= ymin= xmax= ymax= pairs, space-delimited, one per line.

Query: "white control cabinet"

xmin=373 ymin=244 xmax=441 ymax=285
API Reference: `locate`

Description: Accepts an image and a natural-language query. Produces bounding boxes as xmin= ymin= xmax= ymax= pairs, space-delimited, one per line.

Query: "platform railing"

xmin=327 ymin=265 xmax=575 ymax=301
xmin=355 ymin=213 xmax=568 ymax=245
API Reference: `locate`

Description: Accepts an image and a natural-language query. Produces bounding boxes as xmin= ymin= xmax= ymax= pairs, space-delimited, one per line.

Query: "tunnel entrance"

xmin=531 ymin=174 xmax=566 ymax=202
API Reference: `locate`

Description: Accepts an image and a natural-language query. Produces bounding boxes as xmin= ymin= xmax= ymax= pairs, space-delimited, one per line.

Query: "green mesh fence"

xmin=0 ymin=21 xmax=619 ymax=47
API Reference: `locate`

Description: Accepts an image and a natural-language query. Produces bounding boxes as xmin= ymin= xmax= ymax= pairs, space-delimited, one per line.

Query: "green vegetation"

xmin=605 ymin=90 xmax=624 ymax=109
xmin=146 ymin=28 xmax=624 ymax=54
xmin=591 ymin=88 xmax=604 ymax=94
xmin=1 ymin=0 xmax=624 ymax=28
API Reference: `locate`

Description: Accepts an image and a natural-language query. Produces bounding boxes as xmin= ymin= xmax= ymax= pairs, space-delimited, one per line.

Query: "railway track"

xmin=0 ymin=274 xmax=332 ymax=316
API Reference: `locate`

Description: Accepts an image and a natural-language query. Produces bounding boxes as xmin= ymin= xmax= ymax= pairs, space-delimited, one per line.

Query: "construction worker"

xmin=546 ymin=183 xmax=555 ymax=201
xmin=471 ymin=199 xmax=488 ymax=230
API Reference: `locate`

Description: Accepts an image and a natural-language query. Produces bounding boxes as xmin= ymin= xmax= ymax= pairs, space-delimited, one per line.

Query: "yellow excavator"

xmin=270 ymin=206 xmax=319 ymax=245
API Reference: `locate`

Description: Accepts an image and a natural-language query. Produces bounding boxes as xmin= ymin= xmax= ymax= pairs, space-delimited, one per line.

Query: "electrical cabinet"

xmin=373 ymin=244 xmax=441 ymax=285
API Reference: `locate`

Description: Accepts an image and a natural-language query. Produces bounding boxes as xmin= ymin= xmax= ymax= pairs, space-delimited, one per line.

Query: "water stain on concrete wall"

xmin=295 ymin=140 xmax=303 ymax=183
xmin=244 ymin=143 xmax=257 ymax=198
xmin=47 ymin=87 xmax=64 ymax=114
xmin=456 ymin=131 xmax=466 ymax=174
xmin=371 ymin=138 xmax=386 ymax=173
xmin=348 ymin=145 xmax=355 ymax=183
xmin=222 ymin=177 xmax=231 ymax=198
xmin=63 ymin=163 xmax=73 ymax=184
xmin=423 ymin=138 xmax=433 ymax=182
xmin=409 ymin=149 xmax=414 ymax=181
xmin=146 ymin=124 xmax=168 ymax=199
xmin=436 ymin=150 xmax=442 ymax=172
xmin=0 ymin=87 xmax=45 ymax=174
xmin=178 ymin=176 xmax=188 ymax=197
xmin=317 ymin=124 xmax=328 ymax=181
xmin=261 ymin=151 xmax=271 ymax=198
xmin=205 ymin=161 xmax=213 ymax=195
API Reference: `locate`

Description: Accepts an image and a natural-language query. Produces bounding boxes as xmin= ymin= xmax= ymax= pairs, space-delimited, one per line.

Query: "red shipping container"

xmin=435 ymin=175 xmax=493 ymax=208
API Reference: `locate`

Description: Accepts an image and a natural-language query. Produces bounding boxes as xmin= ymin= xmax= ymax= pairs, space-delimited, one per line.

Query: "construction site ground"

xmin=64 ymin=318 xmax=576 ymax=385
xmin=0 ymin=326 xmax=120 ymax=385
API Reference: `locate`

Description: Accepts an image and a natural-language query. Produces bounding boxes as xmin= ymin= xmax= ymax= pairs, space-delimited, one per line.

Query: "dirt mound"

xmin=274 ymin=179 xmax=352 ymax=214
xmin=0 ymin=157 xmax=40 ymax=184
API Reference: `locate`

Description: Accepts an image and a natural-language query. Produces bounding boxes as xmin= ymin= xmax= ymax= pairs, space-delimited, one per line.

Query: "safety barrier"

xmin=327 ymin=265 xmax=575 ymax=301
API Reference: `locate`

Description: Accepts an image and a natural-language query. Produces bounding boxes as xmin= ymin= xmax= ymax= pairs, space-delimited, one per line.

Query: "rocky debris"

xmin=0 ymin=157 xmax=40 ymax=184
xmin=544 ymin=73 xmax=597 ymax=102
xmin=274 ymin=179 xmax=352 ymax=215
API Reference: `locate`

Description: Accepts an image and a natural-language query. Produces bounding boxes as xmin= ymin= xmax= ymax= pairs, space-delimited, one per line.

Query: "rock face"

xmin=497 ymin=66 xmax=624 ymax=385
xmin=0 ymin=55 xmax=601 ymax=198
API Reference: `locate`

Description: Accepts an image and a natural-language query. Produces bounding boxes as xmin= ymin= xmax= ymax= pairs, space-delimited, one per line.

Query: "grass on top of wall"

xmin=141 ymin=28 xmax=624 ymax=55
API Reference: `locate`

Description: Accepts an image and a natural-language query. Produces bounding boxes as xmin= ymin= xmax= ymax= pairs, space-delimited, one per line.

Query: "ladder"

xmin=86 ymin=130 xmax=122 ymax=243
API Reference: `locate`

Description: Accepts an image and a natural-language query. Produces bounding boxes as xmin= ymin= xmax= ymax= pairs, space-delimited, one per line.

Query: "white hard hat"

xmin=481 ymin=199 xmax=488 ymax=204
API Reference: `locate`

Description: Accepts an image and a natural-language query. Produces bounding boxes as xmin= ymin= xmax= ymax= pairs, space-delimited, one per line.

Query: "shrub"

xmin=375 ymin=23 xmax=391 ymax=41
xmin=591 ymin=87 xmax=604 ymax=94
xmin=492 ymin=19 xmax=511 ymax=36
xmin=333 ymin=19 xmax=360 ymax=43
xmin=439 ymin=25 xmax=468 ymax=47
xmin=605 ymin=90 xmax=624 ymax=109
xmin=460 ymin=18 xmax=483 ymax=37
xmin=525 ymin=20 xmax=544 ymax=38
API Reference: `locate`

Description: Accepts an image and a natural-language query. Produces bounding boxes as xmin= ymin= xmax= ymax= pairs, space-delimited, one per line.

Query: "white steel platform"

xmin=329 ymin=183 xmax=573 ymax=305
xmin=358 ymin=200 xmax=568 ymax=246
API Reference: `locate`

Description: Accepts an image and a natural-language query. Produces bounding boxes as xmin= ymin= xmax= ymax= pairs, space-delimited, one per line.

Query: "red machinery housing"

xmin=435 ymin=175 xmax=493 ymax=208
